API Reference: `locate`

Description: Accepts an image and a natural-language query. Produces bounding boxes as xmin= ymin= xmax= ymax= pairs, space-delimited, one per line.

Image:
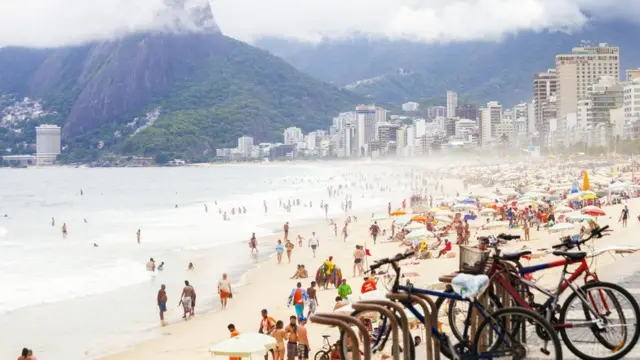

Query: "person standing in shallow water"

xmin=157 ymin=284 xmax=168 ymax=326
xmin=136 ymin=229 xmax=141 ymax=244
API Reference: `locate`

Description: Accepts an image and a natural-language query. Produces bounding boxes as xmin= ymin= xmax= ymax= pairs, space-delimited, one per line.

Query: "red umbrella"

xmin=582 ymin=206 xmax=605 ymax=217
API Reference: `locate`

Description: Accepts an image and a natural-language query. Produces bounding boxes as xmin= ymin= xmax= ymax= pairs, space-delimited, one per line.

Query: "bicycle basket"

xmin=459 ymin=246 xmax=490 ymax=275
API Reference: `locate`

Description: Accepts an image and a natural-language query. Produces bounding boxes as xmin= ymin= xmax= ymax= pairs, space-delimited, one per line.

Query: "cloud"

xmin=208 ymin=0 xmax=640 ymax=43
xmin=0 ymin=0 xmax=638 ymax=48
xmin=0 ymin=0 xmax=217 ymax=48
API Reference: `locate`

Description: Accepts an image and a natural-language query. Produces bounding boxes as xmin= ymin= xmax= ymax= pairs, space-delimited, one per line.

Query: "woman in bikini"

xmin=271 ymin=320 xmax=286 ymax=360
xmin=353 ymin=245 xmax=365 ymax=277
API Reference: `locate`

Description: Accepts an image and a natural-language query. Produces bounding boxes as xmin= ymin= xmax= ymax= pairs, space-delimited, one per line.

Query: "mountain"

xmin=254 ymin=21 xmax=640 ymax=106
xmin=0 ymin=0 xmax=361 ymax=162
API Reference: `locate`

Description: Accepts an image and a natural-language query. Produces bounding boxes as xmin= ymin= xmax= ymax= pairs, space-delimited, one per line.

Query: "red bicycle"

xmin=435 ymin=225 xmax=640 ymax=360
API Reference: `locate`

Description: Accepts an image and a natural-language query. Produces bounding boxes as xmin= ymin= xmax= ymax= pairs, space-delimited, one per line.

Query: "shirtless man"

xmin=179 ymin=280 xmax=195 ymax=319
xmin=250 ymin=233 xmax=258 ymax=253
xmin=306 ymin=282 xmax=318 ymax=317
xmin=296 ymin=317 xmax=310 ymax=360
xmin=284 ymin=315 xmax=299 ymax=360
xmin=157 ymin=284 xmax=168 ymax=325
xmin=136 ymin=229 xmax=141 ymax=244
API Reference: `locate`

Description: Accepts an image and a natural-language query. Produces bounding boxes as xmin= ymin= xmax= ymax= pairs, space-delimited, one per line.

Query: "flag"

xmin=365 ymin=249 xmax=372 ymax=256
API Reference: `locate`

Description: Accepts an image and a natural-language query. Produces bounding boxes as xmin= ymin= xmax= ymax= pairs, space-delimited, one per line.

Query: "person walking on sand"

xmin=369 ymin=221 xmax=380 ymax=244
xmin=333 ymin=222 xmax=337 ymax=237
xmin=51 ymin=217 xmax=55 ymax=227
xmin=288 ymin=282 xmax=308 ymax=318
xmin=620 ymin=205 xmax=630 ymax=227
xmin=62 ymin=223 xmax=68 ymax=238
xmin=306 ymin=281 xmax=319 ymax=318
xmin=249 ymin=233 xmax=258 ymax=253
xmin=285 ymin=239 xmax=295 ymax=263
xmin=284 ymin=316 xmax=299 ymax=360
xmin=259 ymin=309 xmax=276 ymax=360
xmin=342 ymin=224 xmax=348 ymax=242
xmin=276 ymin=240 xmax=285 ymax=264
xmin=284 ymin=222 xmax=289 ymax=241
xmin=157 ymin=284 xmax=168 ymax=326
xmin=179 ymin=280 xmax=195 ymax=319
xmin=308 ymin=232 xmax=319 ymax=258
xmin=136 ymin=229 xmax=141 ymax=244
xmin=353 ymin=245 xmax=365 ymax=277
xmin=218 ymin=273 xmax=232 ymax=310
xmin=297 ymin=235 xmax=304 ymax=247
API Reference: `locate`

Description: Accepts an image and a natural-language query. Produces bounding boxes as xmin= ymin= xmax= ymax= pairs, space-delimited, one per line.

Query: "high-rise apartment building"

xmin=588 ymin=76 xmax=623 ymax=125
xmin=446 ymin=91 xmax=458 ymax=118
xmin=402 ymin=102 xmax=419 ymax=112
xmin=356 ymin=105 xmax=377 ymax=156
xmin=427 ymin=106 xmax=447 ymax=119
xmin=555 ymin=44 xmax=620 ymax=120
xmin=479 ymin=101 xmax=502 ymax=146
xmin=455 ymin=104 xmax=478 ymax=120
xmin=237 ymin=136 xmax=254 ymax=157
xmin=283 ymin=127 xmax=303 ymax=145
xmin=533 ymin=69 xmax=557 ymax=137
xmin=35 ymin=124 xmax=61 ymax=165
xmin=623 ymin=79 xmax=640 ymax=120
xmin=375 ymin=107 xmax=387 ymax=124
xmin=626 ymin=68 xmax=640 ymax=82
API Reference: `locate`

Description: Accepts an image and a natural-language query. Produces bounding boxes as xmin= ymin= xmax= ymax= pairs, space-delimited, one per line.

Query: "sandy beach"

xmin=100 ymin=165 xmax=640 ymax=360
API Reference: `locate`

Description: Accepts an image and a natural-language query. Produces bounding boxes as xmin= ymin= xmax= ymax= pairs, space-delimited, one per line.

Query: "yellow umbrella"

xmin=390 ymin=210 xmax=406 ymax=216
xmin=581 ymin=194 xmax=597 ymax=200
xmin=428 ymin=207 xmax=440 ymax=213
xmin=583 ymin=171 xmax=590 ymax=191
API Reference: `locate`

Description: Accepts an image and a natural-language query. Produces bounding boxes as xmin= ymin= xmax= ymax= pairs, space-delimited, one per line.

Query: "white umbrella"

xmin=371 ymin=214 xmax=389 ymax=221
xmin=404 ymin=222 xmax=425 ymax=231
xmin=554 ymin=205 xmax=573 ymax=214
xmin=210 ymin=333 xmax=276 ymax=357
xmin=484 ymin=221 xmax=509 ymax=229
xmin=394 ymin=215 xmax=412 ymax=225
xmin=565 ymin=212 xmax=592 ymax=223
xmin=436 ymin=209 xmax=453 ymax=217
xmin=548 ymin=223 xmax=575 ymax=233
xmin=407 ymin=228 xmax=435 ymax=239
xmin=479 ymin=208 xmax=497 ymax=215
xmin=435 ymin=215 xmax=453 ymax=223
xmin=453 ymin=203 xmax=476 ymax=211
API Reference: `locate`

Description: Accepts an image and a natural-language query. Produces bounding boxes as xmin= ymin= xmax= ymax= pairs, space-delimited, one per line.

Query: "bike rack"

xmin=386 ymin=293 xmax=438 ymax=360
xmin=328 ymin=313 xmax=372 ymax=360
xmin=361 ymin=300 xmax=412 ymax=360
xmin=352 ymin=302 xmax=402 ymax=360
xmin=309 ymin=314 xmax=362 ymax=360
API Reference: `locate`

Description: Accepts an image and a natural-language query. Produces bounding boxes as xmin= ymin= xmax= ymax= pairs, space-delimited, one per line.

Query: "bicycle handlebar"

xmin=369 ymin=251 xmax=415 ymax=272
xmin=551 ymin=225 xmax=610 ymax=250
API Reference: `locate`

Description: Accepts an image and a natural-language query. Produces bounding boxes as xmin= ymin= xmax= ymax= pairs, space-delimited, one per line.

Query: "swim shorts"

xmin=287 ymin=342 xmax=297 ymax=357
xmin=297 ymin=344 xmax=309 ymax=359
xmin=182 ymin=297 xmax=192 ymax=310
xmin=158 ymin=301 xmax=167 ymax=312
xmin=311 ymin=245 xmax=317 ymax=250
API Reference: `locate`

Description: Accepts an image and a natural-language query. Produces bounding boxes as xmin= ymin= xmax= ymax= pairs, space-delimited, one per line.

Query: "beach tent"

xmin=210 ymin=333 xmax=276 ymax=358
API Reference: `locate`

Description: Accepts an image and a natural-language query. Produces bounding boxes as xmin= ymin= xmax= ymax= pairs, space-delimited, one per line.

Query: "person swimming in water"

xmin=188 ymin=262 xmax=194 ymax=271
xmin=158 ymin=262 xmax=165 ymax=271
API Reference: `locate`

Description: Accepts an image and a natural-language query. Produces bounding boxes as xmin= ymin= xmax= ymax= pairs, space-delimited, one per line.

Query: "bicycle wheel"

xmin=474 ymin=306 xmax=562 ymax=359
xmin=314 ymin=350 xmax=330 ymax=360
xmin=435 ymin=287 xmax=504 ymax=342
xmin=339 ymin=310 xmax=415 ymax=360
xmin=559 ymin=281 xmax=640 ymax=360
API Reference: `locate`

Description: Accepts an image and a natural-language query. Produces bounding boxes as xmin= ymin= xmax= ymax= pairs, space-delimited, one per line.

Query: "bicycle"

xmin=436 ymin=225 xmax=640 ymax=360
xmin=314 ymin=335 xmax=334 ymax=360
xmin=340 ymin=251 xmax=563 ymax=360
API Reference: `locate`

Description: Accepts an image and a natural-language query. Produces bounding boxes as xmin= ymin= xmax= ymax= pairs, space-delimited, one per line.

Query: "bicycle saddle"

xmin=552 ymin=251 xmax=586 ymax=261
xmin=322 ymin=335 xmax=330 ymax=338
xmin=500 ymin=250 xmax=532 ymax=261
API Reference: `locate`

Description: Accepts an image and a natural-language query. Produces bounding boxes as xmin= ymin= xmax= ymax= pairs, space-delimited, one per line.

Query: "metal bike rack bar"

xmin=329 ymin=313 xmax=372 ymax=360
xmin=359 ymin=300 xmax=412 ymax=360
xmin=310 ymin=314 xmax=361 ymax=360
xmin=409 ymin=293 xmax=441 ymax=360
xmin=386 ymin=293 xmax=436 ymax=360
xmin=352 ymin=302 xmax=401 ymax=360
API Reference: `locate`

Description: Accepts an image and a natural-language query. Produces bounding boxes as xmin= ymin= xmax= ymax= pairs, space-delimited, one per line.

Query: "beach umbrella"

xmin=546 ymin=195 xmax=561 ymax=201
xmin=483 ymin=221 xmax=509 ymax=229
xmin=428 ymin=207 xmax=441 ymax=213
xmin=371 ymin=214 xmax=388 ymax=221
xmin=404 ymin=222 xmax=424 ymax=231
xmin=608 ymin=182 xmax=629 ymax=191
xmin=411 ymin=215 xmax=429 ymax=223
xmin=390 ymin=210 xmax=406 ymax=216
xmin=583 ymin=171 xmax=590 ymax=191
xmin=478 ymin=198 xmax=493 ymax=205
xmin=453 ymin=203 xmax=475 ymax=211
xmin=394 ymin=215 xmax=412 ymax=225
xmin=479 ymin=208 xmax=497 ymax=216
xmin=459 ymin=198 xmax=476 ymax=204
xmin=435 ymin=215 xmax=453 ymax=223
xmin=210 ymin=333 xmax=276 ymax=357
xmin=554 ymin=205 xmax=573 ymax=214
xmin=407 ymin=228 xmax=434 ymax=239
xmin=436 ymin=209 xmax=453 ymax=217
xmin=580 ymin=194 xmax=597 ymax=201
xmin=565 ymin=212 xmax=593 ymax=222
xmin=582 ymin=206 xmax=605 ymax=217
xmin=412 ymin=204 xmax=428 ymax=213
xmin=548 ymin=223 xmax=575 ymax=233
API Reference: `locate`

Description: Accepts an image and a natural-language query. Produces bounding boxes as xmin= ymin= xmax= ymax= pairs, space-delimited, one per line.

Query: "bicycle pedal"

xmin=540 ymin=348 xmax=550 ymax=355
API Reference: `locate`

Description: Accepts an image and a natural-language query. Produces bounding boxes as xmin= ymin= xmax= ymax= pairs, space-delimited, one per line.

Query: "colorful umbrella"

xmin=390 ymin=210 xmax=406 ymax=216
xmin=582 ymin=206 xmax=605 ymax=217
xmin=411 ymin=215 xmax=429 ymax=223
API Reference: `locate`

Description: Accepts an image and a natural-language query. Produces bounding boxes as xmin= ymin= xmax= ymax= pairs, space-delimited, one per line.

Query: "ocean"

xmin=0 ymin=162 xmax=413 ymax=360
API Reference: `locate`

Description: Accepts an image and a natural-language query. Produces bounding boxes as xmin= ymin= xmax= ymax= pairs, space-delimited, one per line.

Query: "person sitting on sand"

xmin=437 ymin=239 xmax=452 ymax=258
xmin=17 ymin=348 xmax=35 ymax=360
xmin=291 ymin=265 xmax=308 ymax=279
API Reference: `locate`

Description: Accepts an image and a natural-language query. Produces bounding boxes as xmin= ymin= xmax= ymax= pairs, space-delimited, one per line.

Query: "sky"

xmin=0 ymin=0 xmax=638 ymax=48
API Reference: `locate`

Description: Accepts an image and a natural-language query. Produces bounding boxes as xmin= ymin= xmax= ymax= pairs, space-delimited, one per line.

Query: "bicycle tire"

xmin=435 ymin=287 xmax=504 ymax=343
xmin=559 ymin=281 xmax=640 ymax=360
xmin=473 ymin=306 xmax=563 ymax=359
xmin=314 ymin=350 xmax=330 ymax=360
xmin=339 ymin=310 xmax=416 ymax=360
